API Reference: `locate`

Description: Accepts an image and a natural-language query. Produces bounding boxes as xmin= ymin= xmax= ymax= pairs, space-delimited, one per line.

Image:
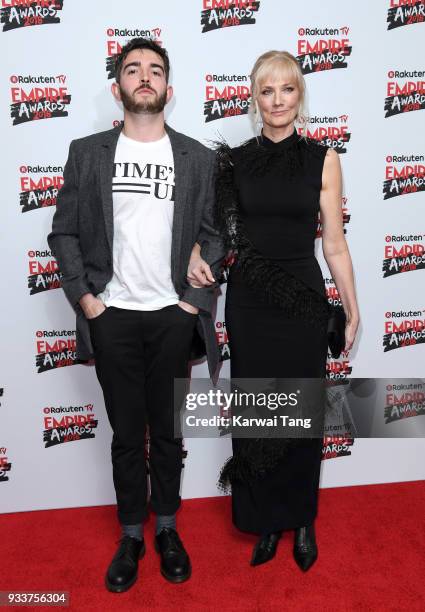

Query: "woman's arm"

xmin=320 ymin=148 xmax=360 ymax=351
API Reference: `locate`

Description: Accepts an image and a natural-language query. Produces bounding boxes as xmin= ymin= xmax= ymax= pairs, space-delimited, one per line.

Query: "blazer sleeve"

xmin=47 ymin=140 xmax=91 ymax=309
xmin=181 ymin=151 xmax=226 ymax=313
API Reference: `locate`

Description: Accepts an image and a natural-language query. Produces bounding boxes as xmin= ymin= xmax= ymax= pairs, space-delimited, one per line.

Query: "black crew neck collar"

xmin=261 ymin=129 xmax=299 ymax=149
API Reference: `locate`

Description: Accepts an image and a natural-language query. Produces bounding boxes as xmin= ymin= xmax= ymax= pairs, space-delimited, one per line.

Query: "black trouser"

xmin=89 ymin=304 xmax=197 ymax=524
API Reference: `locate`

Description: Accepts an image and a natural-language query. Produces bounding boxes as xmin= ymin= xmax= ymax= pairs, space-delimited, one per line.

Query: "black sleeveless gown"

xmin=224 ymin=130 xmax=328 ymax=534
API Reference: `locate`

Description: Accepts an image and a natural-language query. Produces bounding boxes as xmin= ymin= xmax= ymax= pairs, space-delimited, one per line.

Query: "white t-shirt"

xmin=97 ymin=132 xmax=179 ymax=310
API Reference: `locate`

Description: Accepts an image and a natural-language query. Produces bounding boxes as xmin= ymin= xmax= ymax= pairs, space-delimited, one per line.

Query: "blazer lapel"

xmin=99 ymin=125 xmax=122 ymax=252
xmin=166 ymin=123 xmax=190 ymax=284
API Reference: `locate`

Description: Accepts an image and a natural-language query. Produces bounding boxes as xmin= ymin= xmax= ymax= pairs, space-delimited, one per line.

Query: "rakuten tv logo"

xmin=9 ymin=74 xmax=71 ymax=125
xmin=383 ymin=234 xmax=425 ymax=277
xmin=296 ymin=26 xmax=352 ymax=75
xmin=105 ymin=27 xmax=163 ymax=79
xmin=383 ymin=154 xmax=425 ymax=198
xmin=300 ymin=114 xmax=351 ymax=154
xmin=387 ymin=0 xmax=425 ymax=30
xmin=204 ymin=73 xmax=250 ymax=122
xmin=383 ymin=309 xmax=425 ymax=351
xmin=201 ymin=0 xmax=260 ymax=33
xmin=1 ymin=0 xmax=63 ymax=32
xmin=0 ymin=448 xmax=12 ymax=483
xmin=43 ymin=404 xmax=98 ymax=447
xmin=19 ymin=164 xmax=63 ymax=212
xmin=385 ymin=70 xmax=425 ymax=117
xmin=28 ymin=250 xmax=61 ymax=295
xmin=317 ymin=197 xmax=350 ymax=237
xmin=35 ymin=329 xmax=77 ymax=373
xmin=384 ymin=382 xmax=425 ymax=423
xmin=216 ymin=321 xmax=230 ymax=361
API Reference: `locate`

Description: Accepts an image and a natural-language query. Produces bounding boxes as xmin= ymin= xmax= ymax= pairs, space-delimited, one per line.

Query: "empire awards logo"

xmin=384 ymin=382 xmax=425 ymax=423
xmin=324 ymin=279 xmax=353 ymax=380
xmin=322 ymin=434 xmax=354 ymax=459
xmin=383 ymin=234 xmax=425 ymax=277
xmin=383 ymin=309 xmax=425 ymax=351
xmin=43 ymin=404 xmax=98 ymax=447
xmin=385 ymin=70 xmax=425 ymax=117
xmin=216 ymin=321 xmax=230 ymax=361
xmin=296 ymin=26 xmax=352 ymax=75
xmin=201 ymin=0 xmax=260 ymax=33
xmin=383 ymin=154 xmax=425 ymax=199
xmin=204 ymin=73 xmax=250 ymax=122
xmin=1 ymin=0 xmax=63 ymax=32
xmin=326 ymin=351 xmax=353 ymax=380
xmin=105 ymin=27 xmax=163 ymax=79
xmin=387 ymin=0 xmax=424 ymax=30
xmin=19 ymin=164 xmax=63 ymax=212
xmin=325 ymin=277 xmax=343 ymax=307
xmin=28 ymin=250 xmax=61 ymax=294
xmin=35 ymin=329 xmax=77 ymax=372
xmin=326 ymin=352 xmax=352 ymax=380
xmin=9 ymin=73 xmax=71 ymax=125
xmin=300 ymin=115 xmax=351 ymax=154
xmin=0 ymin=447 xmax=12 ymax=482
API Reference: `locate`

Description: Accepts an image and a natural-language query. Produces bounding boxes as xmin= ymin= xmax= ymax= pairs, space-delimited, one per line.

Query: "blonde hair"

xmin=249 ymin=50 xmax=308 ymax=136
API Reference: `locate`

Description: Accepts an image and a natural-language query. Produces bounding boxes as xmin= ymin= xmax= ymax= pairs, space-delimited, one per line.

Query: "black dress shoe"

xmin=155 ymin=528 xmax=191 ymax=583
xmin=105 ymin=536 xmax=145 ymax=593
xmin=293 ymin=524 xmax=318 ymax=571
xmin=250 ymin=532 xmax=282 ymax=566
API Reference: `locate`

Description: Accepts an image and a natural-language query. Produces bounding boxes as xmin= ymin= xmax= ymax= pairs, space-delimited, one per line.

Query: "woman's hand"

xmin=187 ymin=243 xmax=215 ymax=288
xmin=344 ymin=314 xmax=359 ymax=352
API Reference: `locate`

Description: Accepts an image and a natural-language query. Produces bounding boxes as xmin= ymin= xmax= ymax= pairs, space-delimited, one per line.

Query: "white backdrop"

xmin=1 ymin=0 xmax=425 ymax=514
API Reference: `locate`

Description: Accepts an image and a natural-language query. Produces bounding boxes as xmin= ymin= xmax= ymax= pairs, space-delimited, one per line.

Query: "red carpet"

xmin=1 ymin=481 xmax=424 ymax=611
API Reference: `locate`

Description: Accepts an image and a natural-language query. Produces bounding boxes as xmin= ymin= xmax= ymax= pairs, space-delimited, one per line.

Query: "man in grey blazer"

xmin=48 ymin=38 xmax=224 ymax=592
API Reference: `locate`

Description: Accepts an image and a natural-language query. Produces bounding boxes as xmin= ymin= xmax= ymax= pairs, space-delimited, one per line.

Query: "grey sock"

xmin=156 ymin=514 xmax=176 ymax=535
xmin=121 ymin=523 xmax=143 ymax=541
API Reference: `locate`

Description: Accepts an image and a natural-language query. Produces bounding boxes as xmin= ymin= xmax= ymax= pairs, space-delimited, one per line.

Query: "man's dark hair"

xmin=114 ymin=38 xmax=170 ymax=83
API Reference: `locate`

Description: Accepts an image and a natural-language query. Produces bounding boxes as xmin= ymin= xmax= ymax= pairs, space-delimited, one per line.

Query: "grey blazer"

xmin=48 ymin=123 xmax=225 ymax=377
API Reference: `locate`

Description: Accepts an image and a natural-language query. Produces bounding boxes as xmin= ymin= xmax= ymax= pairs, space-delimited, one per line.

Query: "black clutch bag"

xmin=327 ymin=304 xmax=347 ymax=359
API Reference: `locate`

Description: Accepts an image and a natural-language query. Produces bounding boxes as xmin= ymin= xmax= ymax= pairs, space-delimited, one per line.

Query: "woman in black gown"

xmin=188 ymin=50 xmax=359 ymax=570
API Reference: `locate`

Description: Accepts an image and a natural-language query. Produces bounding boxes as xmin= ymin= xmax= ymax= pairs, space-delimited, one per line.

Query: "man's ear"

xmin=166 ymin=84 xmax=173 ymax=104
xmin=111 ymin=81 xmax=122 ymax=103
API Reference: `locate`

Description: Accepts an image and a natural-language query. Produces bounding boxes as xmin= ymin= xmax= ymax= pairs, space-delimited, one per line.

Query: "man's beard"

xmin=119 ymin=85 xmax=167 ymax=114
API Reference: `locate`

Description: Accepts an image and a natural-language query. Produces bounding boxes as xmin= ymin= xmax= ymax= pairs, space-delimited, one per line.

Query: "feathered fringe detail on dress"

xmin=217 ymin=438 xmax=301 ymax=492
